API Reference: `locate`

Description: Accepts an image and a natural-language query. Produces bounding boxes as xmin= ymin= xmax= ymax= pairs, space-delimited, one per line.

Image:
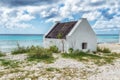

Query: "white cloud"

xmin=0 ymin=0 xmax=120 ymax=34
xmin=45 ymin=0 xmax=107 ymax=22
xmin=16 ymin=12 xmax=35 ymax=22
xmin=0 ymin=7 xmax=34 ymax=29
xmin=82 ymin=11 xmax=101 ymax=21
xmin=94 ymin=16 xmax=120 ymax=31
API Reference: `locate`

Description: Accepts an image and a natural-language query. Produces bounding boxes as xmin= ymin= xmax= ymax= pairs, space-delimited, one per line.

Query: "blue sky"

xmin=0 ymin=0 xmax=120 ymax=34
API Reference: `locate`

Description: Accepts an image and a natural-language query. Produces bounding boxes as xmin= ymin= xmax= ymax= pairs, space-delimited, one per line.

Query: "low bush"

xmin=0 ymin=51 xmax=5 ymax=57
xmin=11 ymin=43 xmax=30 ymax=55
xmin=11 ymin=44 xmax=59 ymax=55
xmin=68 ymin=48 xmax=74 ymax=53
xmin=49 ymin=45 xmax=59 ymax=53
xmin=11 ymin=47 xmax=29 ymax=55
xmin=0 ymin=59 xmax=19 ymax=68
xmin=97 ymin=46 xmax=111 ymax=53
xmin=27 ymin=46 xmax=54 ymax=63
xmin=11 ymin=44 xmax=55 ymax=63
xmin=28 ymin=46 xmax=52 ymax=58
xmin=62 ymin=50 xmax=101 ymax=61
xmin=62 ymin=49 xmax=115 ymax=66
xmin=104 ymin=52 xmax=120 ymax=58
xmin=102 ymin=48 xmax=111 ymax=53
xmin=97 ymin=47 xmax=102 ymax=52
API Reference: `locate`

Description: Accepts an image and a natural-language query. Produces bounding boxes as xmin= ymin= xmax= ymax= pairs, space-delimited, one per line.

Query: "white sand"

xmin=0 ymin=43 xmax=120 ymax=80
xmin=98 ymin=43 xmax=120 ymax=53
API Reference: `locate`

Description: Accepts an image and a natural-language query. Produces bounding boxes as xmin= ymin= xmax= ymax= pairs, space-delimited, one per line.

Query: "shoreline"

xmin=1 ymin=43 xmax=120 ymax=54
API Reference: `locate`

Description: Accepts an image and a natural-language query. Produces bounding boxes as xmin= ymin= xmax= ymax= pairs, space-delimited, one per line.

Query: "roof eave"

xmin=44 ymin=23 xmax=59 ymax=38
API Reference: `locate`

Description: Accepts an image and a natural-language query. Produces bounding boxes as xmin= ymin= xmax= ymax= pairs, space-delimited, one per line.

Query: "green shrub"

xmin=0 ymin=51 xmax=5 ymax=57
xmin=97 ymin=47 xmax=102 ymax=52
xmin=28 ymin=46 xmax=52 ymax=58
xmin=62 ymin=50 xmax=115 ymax=65
xmin=102 ymin=48 xmax=111 ymax=53
xmin=97 ymin=46 xmax=111 ymax=53
xmin=11 ymin=47 xmax=29 ymax=55
xmin=49 ymin=45 xmax=59 ymax=53
xmin=97 ymin=47 xmax=111 ymax=53
xmin=0 ymin=59 xmax=19 ymax=68
xmin=11 ymin=45 xmax=55 ymax=63
xmin=62 ymin=50 xmax=101 ymax=60
xmin=68 ymin=48 xmax=73 ymax=53
xmin=105 ymin=52 xmax=120 ymax=58
xmin=27 ymin=46 xmax=54 ymax=63
xmin=12 ymin=43 xmax=59 ymax=55
xmin=11 ymin=43 xmax=30 ymax=55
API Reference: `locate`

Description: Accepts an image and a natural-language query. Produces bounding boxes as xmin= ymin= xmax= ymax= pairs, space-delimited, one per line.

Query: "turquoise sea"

xmin=0 ymin=34 xmax=119 ymax=52
xmin=97 ymin=34 xmax=119 ymax=43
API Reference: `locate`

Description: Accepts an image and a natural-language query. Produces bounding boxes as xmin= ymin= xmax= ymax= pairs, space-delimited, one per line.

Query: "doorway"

xmin=82 ymin=42 xmax=87 ymax=49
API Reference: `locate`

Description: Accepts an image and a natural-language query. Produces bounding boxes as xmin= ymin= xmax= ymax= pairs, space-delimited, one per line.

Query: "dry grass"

xmin=62 ymin=50 xmax=120 ymax=66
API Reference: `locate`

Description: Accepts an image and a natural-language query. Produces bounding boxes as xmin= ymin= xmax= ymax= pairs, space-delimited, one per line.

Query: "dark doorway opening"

xmin=82 ymin=43 xmax=87 ymax=49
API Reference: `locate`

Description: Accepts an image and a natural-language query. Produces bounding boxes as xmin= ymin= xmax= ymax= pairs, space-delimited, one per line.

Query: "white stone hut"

xmin=44 ymin=18 xmax=97 ymax=52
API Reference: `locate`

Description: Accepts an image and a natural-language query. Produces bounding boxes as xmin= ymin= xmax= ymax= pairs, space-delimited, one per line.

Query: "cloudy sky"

xmin=0 ymin=0 xmax=120 ymax=34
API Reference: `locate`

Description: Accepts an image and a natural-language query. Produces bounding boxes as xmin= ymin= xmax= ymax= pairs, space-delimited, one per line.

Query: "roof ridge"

xmin=60 ymin=21 xmax=77 ymax=23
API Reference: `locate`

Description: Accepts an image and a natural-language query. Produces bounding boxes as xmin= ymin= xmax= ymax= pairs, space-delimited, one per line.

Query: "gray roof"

xmin=45 ymin=21 xmax=77 ymax=39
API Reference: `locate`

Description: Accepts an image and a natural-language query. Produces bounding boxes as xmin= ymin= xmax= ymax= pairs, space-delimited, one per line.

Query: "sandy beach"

xmin=0 ymin=43 xmax=120 ymax=80
xmin=98 ymin=43 xmax=120 ymax=53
